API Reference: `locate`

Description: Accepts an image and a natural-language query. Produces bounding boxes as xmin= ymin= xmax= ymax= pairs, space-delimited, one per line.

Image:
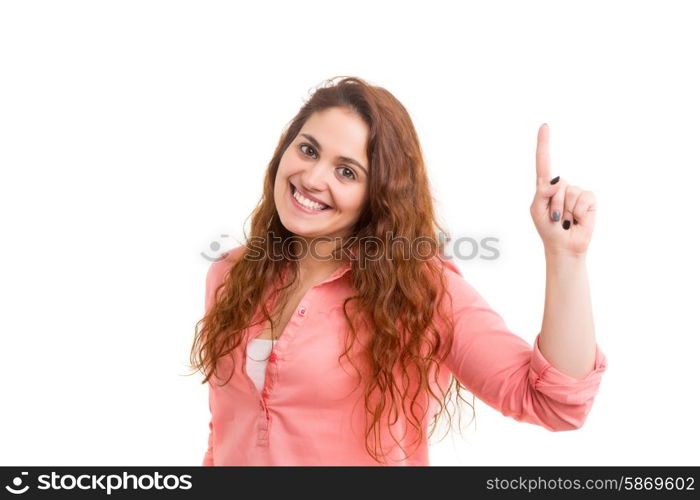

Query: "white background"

xmin=1 ymin=0 xmax=698 ymax=466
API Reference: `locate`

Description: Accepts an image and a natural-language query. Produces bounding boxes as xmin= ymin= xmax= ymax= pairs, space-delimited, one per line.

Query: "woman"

xmin=190 ymin=76 xmax=608 ymax=466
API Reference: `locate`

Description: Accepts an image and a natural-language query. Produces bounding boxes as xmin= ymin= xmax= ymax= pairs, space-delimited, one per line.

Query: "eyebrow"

xmin=299 ymin=133 xmax=368 ymax=177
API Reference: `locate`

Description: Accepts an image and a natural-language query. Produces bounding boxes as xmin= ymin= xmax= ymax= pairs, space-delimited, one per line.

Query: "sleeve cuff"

xmin=529 ymin=332 xmax=608 ymax=405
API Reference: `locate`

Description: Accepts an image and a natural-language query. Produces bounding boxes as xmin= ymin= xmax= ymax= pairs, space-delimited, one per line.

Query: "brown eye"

xmin=337 ymin=166 xmax=356 ymax=180
xmin=299 ymin=143 xmax=317 ymax=158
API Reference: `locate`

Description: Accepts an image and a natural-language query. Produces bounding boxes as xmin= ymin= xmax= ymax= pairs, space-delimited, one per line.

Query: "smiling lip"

xmin=290 ymin=182 xmax=332 ymax=208
xmin=289 ymin=183 xmax=331 ymax=214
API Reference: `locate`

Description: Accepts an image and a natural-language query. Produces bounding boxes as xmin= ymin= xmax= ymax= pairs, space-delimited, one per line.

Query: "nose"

xmin=299 ymin=162 xmax=329 ymax=193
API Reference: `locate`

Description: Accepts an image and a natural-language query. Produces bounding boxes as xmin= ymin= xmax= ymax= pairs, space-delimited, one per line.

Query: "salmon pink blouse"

xmin=201 ymin=245 xmax=608 ymax=466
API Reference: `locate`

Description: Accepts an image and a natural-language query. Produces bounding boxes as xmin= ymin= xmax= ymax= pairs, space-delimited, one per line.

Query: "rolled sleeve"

xmin=439 ymin=258 xmax=608 ymax=432
xmin=530 ymin=332 xmax=608 ymax=406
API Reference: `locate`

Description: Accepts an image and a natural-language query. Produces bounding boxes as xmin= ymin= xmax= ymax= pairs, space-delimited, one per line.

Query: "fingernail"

xmin=552 ymin=211 xmax=560 ymax=221
xmin=573 ymin=218 xmax=578 ymax=225
xmin=550 ymin=176 xmax=560 ymax=185
xmin=563 ymin=220 xmax=571 ymax=230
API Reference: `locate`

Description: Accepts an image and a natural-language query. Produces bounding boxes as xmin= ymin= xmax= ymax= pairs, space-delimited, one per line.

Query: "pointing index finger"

xmin=536 ymin=123 xmax=551 ymax=186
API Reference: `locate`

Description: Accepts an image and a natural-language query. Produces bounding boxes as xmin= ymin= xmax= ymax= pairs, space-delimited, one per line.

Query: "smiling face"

xmin=274 ymin=106 xmax=370 ymax=246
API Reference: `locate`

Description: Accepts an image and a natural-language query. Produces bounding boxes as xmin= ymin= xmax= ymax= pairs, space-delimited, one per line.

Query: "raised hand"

xmin=530 ymin=123 xmax=597 ymax=257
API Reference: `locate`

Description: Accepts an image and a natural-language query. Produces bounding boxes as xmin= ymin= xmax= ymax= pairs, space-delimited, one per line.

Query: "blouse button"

xmin=269 ymin=352 xmax=277 ymax=362
xmin=298 ymin=306 xmax=307 ymax=317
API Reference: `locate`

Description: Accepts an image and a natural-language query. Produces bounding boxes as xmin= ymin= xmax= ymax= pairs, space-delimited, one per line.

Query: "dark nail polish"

xmin=550 ymin=176 xmax=560 ymax=185
xmin=573 ymin=218 xmax=578 ymax=225
xmin=563 ymin=220 xmax=571 ymax=230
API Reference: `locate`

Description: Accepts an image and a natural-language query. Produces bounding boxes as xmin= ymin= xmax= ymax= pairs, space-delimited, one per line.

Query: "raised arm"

xmin=530 ymin=123 xmax=600 ymax=380
xmin=439 ymin=123 xmax=607 ymax=431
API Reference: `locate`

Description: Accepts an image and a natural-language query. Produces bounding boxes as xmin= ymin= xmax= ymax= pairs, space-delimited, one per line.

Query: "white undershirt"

xmin=246 ymin=338 xmax=274 ymax=392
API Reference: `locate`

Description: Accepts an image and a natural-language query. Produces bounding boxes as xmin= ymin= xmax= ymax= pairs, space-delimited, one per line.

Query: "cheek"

xmin=334 ymin=188 xmax=366 ymax=214
xmin=276 ymin=159 xmax=305 ymax=189
xmin=275 ymin=150 xmax=294 ymax=177
xmin=276 ymin=159 xmax=290 ymax=181
xmin=274 ymin=159 xmax=295 ymax=193
xmin=273 ymin=170 xmax=284 ymax=197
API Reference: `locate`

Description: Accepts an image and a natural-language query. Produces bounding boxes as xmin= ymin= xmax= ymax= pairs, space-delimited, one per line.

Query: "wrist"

xmin=544 ymin=249 xmax=587 ymax=264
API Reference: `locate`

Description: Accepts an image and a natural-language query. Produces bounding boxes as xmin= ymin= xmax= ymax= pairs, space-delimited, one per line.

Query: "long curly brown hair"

xmin=189 ymin=76 xmax=475 ymax=464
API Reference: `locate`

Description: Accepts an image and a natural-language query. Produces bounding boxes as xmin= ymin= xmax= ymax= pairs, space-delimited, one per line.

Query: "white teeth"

xmin=293 ymin=187 xmax=328 ymax=211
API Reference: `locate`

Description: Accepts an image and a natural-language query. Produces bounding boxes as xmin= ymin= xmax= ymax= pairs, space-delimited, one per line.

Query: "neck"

xmin=293 ymin=236 xmax=347 ymax=281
